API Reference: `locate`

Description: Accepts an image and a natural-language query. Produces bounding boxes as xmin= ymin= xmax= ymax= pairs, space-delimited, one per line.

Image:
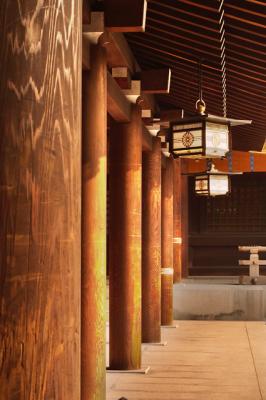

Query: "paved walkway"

xmin=107 ymin=321 xmax=266 ymax=400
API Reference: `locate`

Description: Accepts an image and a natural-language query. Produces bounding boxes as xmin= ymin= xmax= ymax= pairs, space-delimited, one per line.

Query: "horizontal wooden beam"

xmin=181 ymin=151 xmax=266 ymax=173
xmin=100 ymin=32 xmax=138 ymax=74
xmin=107 ymin=71 xmax=131 ymax=122
xmin=105 ymin=0 xmax=147 ymax=32
xmin=142 ymin=124 xmax=153 ymax=152
xmin=140 ymin=68 xmax=172 ymax=94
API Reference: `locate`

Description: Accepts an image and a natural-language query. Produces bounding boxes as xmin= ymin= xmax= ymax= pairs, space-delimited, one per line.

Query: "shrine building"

xmin=1 ymin=1 xmax=266 ymax=399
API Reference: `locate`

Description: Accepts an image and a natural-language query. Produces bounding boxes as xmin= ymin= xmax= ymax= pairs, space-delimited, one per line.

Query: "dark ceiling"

xmin=127 ymin=0 xmax=266 ymax=152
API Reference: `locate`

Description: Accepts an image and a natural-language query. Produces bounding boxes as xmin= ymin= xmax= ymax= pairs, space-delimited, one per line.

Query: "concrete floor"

xmin=107 ymin=321 xmax=266 ymax=400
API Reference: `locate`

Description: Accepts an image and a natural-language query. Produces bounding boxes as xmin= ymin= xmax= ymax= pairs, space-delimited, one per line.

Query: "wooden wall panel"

xmin=189 ymin=173 xmax=266 ymax=276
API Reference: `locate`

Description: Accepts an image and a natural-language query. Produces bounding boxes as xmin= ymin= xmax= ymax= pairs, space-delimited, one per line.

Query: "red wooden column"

xmin=109 ymin=105 xmax=142 ymax=370
xmin=181 ymin=160 xmax=189 ymax=278
xmin=173 ymin=159 xmax=182 ymax=282
xmin=142 ymin=137 xmax=161 ymax=343
xmin=0 ymin=1 xmax=81 ymax=399
xmin=161 ymin=157 xmax=174 ymax=326
xmin=82 ymin=45 xmax=107 ymax=399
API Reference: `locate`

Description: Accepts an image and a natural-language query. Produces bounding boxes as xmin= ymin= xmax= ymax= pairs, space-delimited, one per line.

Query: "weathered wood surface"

xmin=109 ymin=106 xmax=142 ymax=369
xmin=142 ymin=137 xmax=161 ymax=343
xmin=0 ymin=1 xmax=81 ymax=399
xmin=173 ymin=159 xmax=182 ymax=282
xmin=82 ymin=46 xmax=107 ymax=400
xmin=161 ymin=158 xmax=174 ymax=326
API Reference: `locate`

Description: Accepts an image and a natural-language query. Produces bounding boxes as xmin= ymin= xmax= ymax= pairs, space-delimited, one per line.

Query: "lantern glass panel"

xmin=172 ymin=122 xmax=203 ymax=156
xmin=209 ymin=174 xmax=229 ymax=196
xmin=205 ymin=122 xmax=229 ymax=157
xmin=195 ymin=175 xmax=209 ymax=195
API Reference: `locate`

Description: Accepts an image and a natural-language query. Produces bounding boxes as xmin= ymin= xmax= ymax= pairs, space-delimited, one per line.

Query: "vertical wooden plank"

xmin=161 ymin=158 xmax=174 ymax=326
xmin=173 ymin=159 xmax=182 ymax=282
xmin=109 ymin=105 xmax=142 ymax=370
xmin=82 ymin=45 xmax=107 ymax=400
xmin=142 ymin=137 xmax=161 ymax=343
xmin=0 ymin=1 xmax=81 ymax=399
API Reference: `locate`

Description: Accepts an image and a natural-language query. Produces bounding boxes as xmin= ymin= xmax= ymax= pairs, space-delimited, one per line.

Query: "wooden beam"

xmin=142 ymin=124 xmax=153 ymax=152
xmin=107 ymin=71 xmax=131 ymax=122
xmin=140 ymin=68 xmax=172 ymax=94
xmin=112 ymin=67 xmax=132 ymax=89
xmin=83 ymin=12 xmax=104 ymax=44
xmin=100 ymin=32 xmax=138 ymax=74
xmin=137 ymin=92 xmax=158 ymax=116
xmin=105 ymin=0 xmax=147 ymax=32
xmin=181 ymin=151 xmax=266 ymax=173
xmin=123 ymin=80 xmax=141 ymax=103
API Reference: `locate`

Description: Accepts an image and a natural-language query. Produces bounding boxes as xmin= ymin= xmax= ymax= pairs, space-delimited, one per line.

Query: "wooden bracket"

xmin=122 ymin=81 xmax=141 ymax=104
xmin=83 ymin=12 xmax=104 ymax=44
xmin=112 ymin=67 xmax=132 ymax=89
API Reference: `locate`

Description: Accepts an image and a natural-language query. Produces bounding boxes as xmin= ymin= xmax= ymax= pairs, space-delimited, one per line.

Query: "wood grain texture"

xmin=109 ymin=106 xmax=142 ymax=370
xmin=0 ymin=1 xmax=81 ymax=399
xmin=82 ymin=46 xmax=107 ymax=400
xmin=181 ymin=164 xmax=189 ymax=278
xmin=142 ymin=137 xmax=161 ymax=343
xmin=161 ymin=158 xmax=174 ymax=326
xmin=173 ymin=159 xmax=182 ymax=282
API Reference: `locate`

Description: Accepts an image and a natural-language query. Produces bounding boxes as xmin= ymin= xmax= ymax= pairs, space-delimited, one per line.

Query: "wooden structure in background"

xmin=189 ymin=173 xmax=266 ymax=276
xmin=0 ymin=1 xmax=82 ymax=399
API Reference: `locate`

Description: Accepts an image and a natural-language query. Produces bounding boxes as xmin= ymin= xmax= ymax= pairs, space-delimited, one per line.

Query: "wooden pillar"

xmin=82 ymin=45 xmax=107 ymax=399
xmin=0 ymin=2 xmax=81 ymax=399
xmin=181 ymin=171 xmax=189 ymax=278
xmin=161 ymin=158 xmax=174 ymax=326
xmin=142 ymin=137 xmax=161 ymax=343
xmin=109 ymin=105 xmax=142 ymax=370
xmin=173 ymin=159 xmax=182 ymax=282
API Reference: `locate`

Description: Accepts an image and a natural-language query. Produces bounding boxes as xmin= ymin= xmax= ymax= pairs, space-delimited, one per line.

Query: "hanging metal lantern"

xmin=194 ymin=162 xmax=241 ymax=197
xmin=169 ymin=60 xmax=252 ymax=158
xmin=170 ymin=114 xmax=251 ymax=158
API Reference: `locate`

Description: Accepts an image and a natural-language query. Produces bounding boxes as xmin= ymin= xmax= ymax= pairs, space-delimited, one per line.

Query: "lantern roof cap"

xmin=172 ymin=113 xmax=252 ymax=127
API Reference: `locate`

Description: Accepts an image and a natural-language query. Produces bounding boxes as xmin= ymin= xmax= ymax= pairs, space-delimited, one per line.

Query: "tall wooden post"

xmin=0 ymin=2 xmax=81 ymax=399
xmin=142 ymin=137 xmax=161 ymax=343
xmin=173 ymin=159 xmax=182 ymax=282
xmin=82 ymin=45 xmax=107 ymax=399
xmin=181 ymin=168 xmax=189 ymax=278
xmin=161 ymin=158 xmax=174 ymax=326
xmin=109 ymin=105 xmax=142 ymax=370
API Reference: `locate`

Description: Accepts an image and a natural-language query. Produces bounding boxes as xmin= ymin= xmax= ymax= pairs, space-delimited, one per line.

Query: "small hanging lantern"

xmin=194 ymin=161 xmax=241 ymax=197
xmin=169 ymin=60 xmax=252 ymax=158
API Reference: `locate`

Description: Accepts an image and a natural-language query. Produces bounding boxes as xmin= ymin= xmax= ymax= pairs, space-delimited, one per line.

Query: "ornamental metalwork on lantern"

xmin=194 ymin=163 xmax=241 ymax=197
xmin=169 ymin=114 xmax=251 ymax=158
